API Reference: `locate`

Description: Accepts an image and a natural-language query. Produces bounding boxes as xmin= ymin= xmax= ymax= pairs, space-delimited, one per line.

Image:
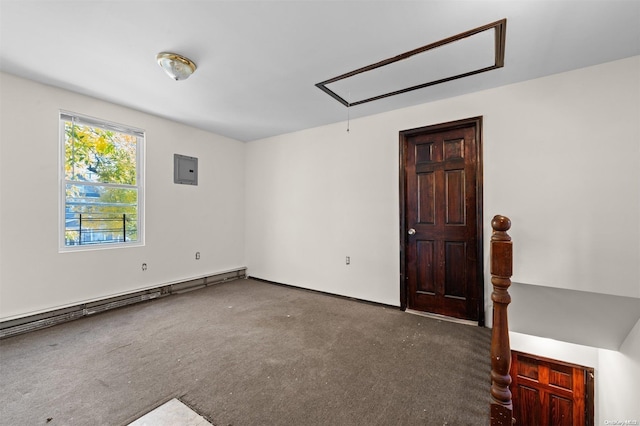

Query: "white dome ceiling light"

xmin=156 ymin=52 xmax=197 ymax=81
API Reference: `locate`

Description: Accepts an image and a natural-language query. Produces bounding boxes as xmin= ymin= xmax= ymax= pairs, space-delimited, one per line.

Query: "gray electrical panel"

xmin=174 ymin=154 xmax=198 ymax=185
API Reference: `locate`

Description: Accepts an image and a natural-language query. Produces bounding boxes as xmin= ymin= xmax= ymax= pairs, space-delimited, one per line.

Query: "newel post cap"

xmin=491 ymin=215 xmax=511 ymax=232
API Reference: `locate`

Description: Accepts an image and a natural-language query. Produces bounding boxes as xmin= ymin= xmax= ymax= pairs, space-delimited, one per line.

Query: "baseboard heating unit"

xmin=0 ymin=268 xmax=246 ymax=339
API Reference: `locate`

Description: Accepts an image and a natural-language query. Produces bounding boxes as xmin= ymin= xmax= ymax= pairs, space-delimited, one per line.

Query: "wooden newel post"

xmin=490 ymin=215 xmax=514 ymax=425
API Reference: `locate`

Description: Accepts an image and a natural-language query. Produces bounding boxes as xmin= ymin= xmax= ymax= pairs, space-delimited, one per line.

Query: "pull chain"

xmin=347 ymin=105 xmax=350 ymax=133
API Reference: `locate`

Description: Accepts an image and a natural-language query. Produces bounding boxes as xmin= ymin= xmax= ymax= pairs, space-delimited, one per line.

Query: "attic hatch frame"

xmin=315 ymin=19 xmax=507 ymax=107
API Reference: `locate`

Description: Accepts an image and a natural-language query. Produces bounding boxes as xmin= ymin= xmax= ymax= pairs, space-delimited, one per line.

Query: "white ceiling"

xmin=1 ymin=1 xmax=639 ymax=142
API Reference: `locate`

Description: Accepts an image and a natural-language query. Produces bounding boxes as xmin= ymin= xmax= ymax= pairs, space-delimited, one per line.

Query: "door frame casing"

xmin=399 ymin=116 xmax=484 ymax=325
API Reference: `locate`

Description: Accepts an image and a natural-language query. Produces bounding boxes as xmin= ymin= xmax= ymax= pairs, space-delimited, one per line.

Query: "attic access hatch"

xmin=316 ymin=19 xmax=506 ymax=107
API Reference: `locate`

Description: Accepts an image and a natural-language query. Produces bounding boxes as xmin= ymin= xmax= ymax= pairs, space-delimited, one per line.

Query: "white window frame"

xmin=59 ymin=111 xmax=145 ymax=252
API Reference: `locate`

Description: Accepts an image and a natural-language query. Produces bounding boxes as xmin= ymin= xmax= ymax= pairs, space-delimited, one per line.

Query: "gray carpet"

xmin=0 ymin=278 xmax=491 ymax=425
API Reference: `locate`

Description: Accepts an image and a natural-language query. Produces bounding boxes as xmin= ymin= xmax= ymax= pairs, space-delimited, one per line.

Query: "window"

xmin=60 ymin=112 xmax=144 ymax=250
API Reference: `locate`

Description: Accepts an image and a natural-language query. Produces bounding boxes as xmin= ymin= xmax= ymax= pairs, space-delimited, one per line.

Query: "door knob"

xmin=408 ymin=228 xmax=416 ymax=235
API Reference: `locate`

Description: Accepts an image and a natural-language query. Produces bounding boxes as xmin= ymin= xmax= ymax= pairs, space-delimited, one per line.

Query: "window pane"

xmin=64 ymin=121 xmax=137 ymax=185
xmin=60 ymin=112 xmax=143 ymax=251
xmin=64 ymin=184 xmax=138 ymax=246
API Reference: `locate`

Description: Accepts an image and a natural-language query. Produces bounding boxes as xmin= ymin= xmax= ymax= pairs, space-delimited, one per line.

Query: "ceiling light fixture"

xmin=156 ymin=52 xmax=197 ymax=81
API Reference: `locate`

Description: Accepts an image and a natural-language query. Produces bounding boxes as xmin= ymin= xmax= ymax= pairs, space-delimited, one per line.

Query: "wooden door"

xmin=400 ymin=118 xmax=483 ymax=322
xmin=511 ymin=351 xmax=595 ymax=426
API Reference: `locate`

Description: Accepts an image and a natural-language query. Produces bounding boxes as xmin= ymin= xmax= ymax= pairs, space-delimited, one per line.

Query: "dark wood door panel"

xmin=444 ymin=241 xmax=467 ymax=298
xmin=515 ymin=385 xmax=542 ymax=426
xmin=401 ymin=119 xmax=482 ymax=321
xmin=550 ymin=395 xmax=573 ymax=426
xmin=415 ymin=240 xmax=436 ymax=294
xmin=417 ymin=172 xmax=435 ymax=224
xmin=445 ymin=169 xmax=466 ymax=225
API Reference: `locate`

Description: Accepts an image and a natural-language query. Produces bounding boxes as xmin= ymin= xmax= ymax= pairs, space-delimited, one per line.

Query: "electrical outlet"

xmin=142 ymin=263 xmax=148 ymax=271
xmin=346 ymin=256 xmax=350 ymax=265
xmin=195 ymin=252 xmax=200 ymax=260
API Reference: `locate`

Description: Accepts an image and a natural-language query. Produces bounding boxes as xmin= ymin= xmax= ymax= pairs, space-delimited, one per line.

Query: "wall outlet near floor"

xmin=195 ymin=252 xmax=200 ymax=260
xmin=142 ymin=263 xmax=148 ymax=271
xmin=346 ymin=256 xmax=350 ymax=265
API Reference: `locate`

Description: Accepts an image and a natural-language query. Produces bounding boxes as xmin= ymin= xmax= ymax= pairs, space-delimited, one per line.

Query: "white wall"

xmin=245 ymin=119 xmax=401 ymax=305
xmin=247 ymin=55 xmax=640 ymax=304
xmin=246 ymin=56 xmax=640 ymax=422
xmin=0 ymin=73 xmax=246 ymax=320
xmin=598 ymin=318 xmax=640 ymax=421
